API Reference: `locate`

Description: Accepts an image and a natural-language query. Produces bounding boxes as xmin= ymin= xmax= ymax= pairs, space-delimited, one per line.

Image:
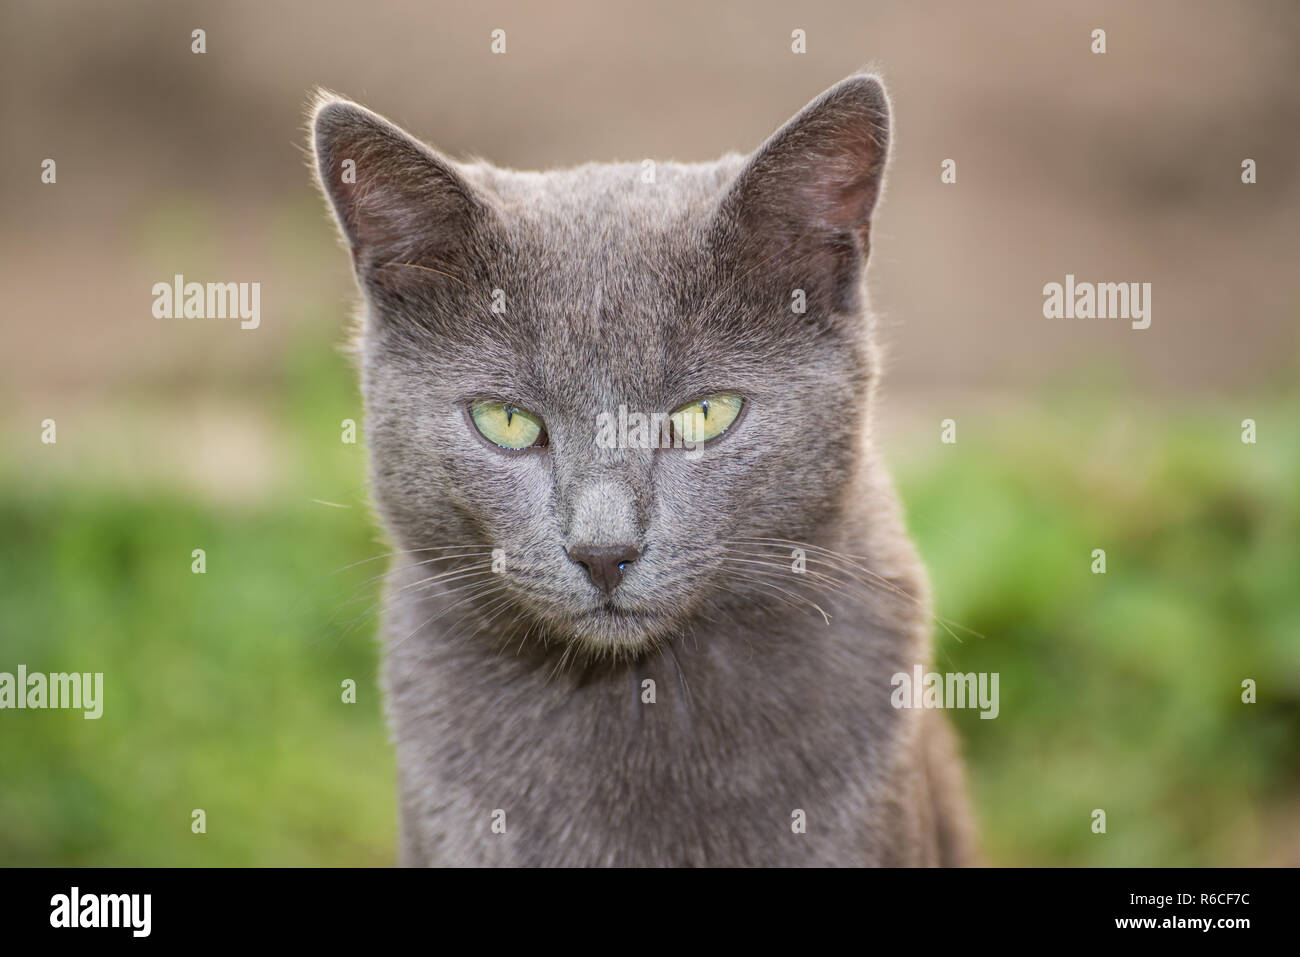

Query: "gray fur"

xmin=311 ymin=75 xmax=976 ymax=866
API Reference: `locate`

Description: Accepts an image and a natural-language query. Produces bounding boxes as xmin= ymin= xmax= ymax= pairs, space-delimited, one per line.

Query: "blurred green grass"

xmin=904 ymin=386 xmax=1300 ymax=865
xmin=0 ymin=328 xmax=1296 ymax=865
xmin=0 ymin=335 xmax=396 ymax=866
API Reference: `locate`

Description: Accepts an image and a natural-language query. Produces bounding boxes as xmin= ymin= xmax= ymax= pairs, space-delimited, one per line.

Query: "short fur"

xmin=312 ymin=75 xmax=976 ymax=866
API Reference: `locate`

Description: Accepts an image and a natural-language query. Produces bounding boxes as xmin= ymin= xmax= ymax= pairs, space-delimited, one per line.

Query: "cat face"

xmin=313 ymin=76 xmax=891 ymax=657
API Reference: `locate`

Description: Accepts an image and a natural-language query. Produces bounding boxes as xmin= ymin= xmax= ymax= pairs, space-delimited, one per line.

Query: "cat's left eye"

xmin=670 ymin=393 xmax=743 ymax=443
xmin=470 ymin=400 xmax=547 ymax=450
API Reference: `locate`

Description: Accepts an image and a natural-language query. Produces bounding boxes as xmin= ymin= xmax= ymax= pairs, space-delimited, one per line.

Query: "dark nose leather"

xmin=567 ymin=544 xmax=641 ymax=594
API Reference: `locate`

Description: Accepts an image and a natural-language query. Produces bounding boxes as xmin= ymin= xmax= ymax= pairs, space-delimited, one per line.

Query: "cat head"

xmin=312 ymin=75 xmax=891 ymax=659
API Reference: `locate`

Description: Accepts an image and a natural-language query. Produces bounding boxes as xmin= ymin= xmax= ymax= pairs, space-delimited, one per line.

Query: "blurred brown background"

xmin=3 ymin=0 xmax=1297 ymax=414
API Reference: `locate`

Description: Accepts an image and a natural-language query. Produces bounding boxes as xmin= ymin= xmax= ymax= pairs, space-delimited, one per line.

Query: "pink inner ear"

xmin=346 ymin=167 xmax=409 ymax=252
xmin=326 ymin=132 xmax=424 ymax=253
xmin=801 ymin=128 xmax=886 ymax=241
xmin=727 ymin=93 xmax=887 ymax=257
xmin=712 ymin=89 xmax=889 ymax=312
xmin=317 ymin=109 xmax=487 ymax=284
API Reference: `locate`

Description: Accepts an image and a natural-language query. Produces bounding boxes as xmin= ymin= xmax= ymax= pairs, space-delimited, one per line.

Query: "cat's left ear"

xmin=713 ymin=74 xmax=890 ymax=306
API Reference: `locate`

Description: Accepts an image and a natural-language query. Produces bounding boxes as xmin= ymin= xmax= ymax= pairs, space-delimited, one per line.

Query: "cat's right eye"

xmin=469 ymin=400 xmax=547 ymax=450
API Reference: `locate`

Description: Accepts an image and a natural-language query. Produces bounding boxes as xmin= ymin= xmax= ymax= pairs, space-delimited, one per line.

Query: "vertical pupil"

xmin=701 ymin=400 xmax=710 ymax=419
xmin=505 ymin=406 xmax=515 ymax=427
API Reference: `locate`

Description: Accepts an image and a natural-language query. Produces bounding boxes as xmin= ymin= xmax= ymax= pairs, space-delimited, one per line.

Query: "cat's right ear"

xmin=310 ymin=93 xmax=492 ymax=290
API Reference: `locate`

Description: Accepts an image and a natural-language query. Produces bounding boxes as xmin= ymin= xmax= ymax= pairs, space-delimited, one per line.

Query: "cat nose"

xmin=566 ymin=544 xmax=641 ymax=594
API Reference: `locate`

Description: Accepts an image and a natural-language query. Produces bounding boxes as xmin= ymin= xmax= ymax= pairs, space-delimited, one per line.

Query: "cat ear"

xmin=713 ymin=75 xmax=890 ymax=306
xmin=311 ymin=93 xmax=492 ymax=289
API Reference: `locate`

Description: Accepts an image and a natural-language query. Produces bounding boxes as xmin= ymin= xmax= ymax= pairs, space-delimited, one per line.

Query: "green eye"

xmin=669 ymin=393 xmax=743 ymax=443
xmin=470 ymin=400 xmax=546 ymax=449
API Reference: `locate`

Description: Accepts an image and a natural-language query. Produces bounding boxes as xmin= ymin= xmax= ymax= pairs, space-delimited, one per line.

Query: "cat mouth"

xmin=568 ymin=601 xmax=674 ymax=645
xmin=597 ymin=601 xmax=636 ymax=617
xmin=583 ymin=602 xmax=647 ymax=620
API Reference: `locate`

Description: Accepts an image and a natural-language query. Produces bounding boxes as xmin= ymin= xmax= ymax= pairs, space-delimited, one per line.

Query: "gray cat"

xmin=312 ymin=74 xmax=976 ymax=866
